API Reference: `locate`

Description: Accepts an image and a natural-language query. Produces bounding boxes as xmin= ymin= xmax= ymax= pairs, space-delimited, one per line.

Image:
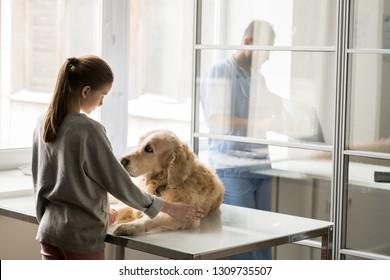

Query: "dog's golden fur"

xmin=112 ymin=130 xmax=224 ymax=236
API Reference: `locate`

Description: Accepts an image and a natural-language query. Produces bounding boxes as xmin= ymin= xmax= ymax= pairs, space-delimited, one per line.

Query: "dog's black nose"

xmin=120 ymin=157 xmax=129 ymax=167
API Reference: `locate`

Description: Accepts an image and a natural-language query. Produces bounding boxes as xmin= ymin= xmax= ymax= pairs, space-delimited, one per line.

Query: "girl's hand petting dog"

xmin=109 ymin=208 xmax=118 ymax=225
xmin=162 ymin=202 xmax=204 ymax=223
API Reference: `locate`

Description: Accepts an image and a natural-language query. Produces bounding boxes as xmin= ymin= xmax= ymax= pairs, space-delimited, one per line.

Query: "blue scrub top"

xmin=200 ymin=56 xmax=272 ymax=177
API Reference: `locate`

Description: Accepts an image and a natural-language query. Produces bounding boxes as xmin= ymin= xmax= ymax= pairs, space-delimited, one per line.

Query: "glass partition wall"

xmin=341 ymin=0 xmax=390 ymax=259
xmin=192 ymin=0 xmax=390 ymax=260
xmin=1 ymin=0 xmax=389 ymax=260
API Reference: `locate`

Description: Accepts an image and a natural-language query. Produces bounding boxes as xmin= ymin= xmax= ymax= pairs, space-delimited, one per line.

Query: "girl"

xmin=32 ymin=55 xmax=203 ymax=260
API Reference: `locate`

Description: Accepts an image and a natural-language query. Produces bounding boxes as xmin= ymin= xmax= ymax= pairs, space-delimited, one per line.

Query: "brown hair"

xmin=243 ymin=20 xmax=275 ymax=44
xmin=42 ymin=55 xmax=114 ymax=143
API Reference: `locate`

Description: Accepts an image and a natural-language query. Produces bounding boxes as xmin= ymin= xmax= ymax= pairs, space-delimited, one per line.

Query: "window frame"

xmin=99 ymin=0 xmax=130 ymax=158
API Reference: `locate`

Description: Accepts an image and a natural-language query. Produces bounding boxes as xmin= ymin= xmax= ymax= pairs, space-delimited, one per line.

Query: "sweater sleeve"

xmin=81 ymin=121 xmax=164 ymax=218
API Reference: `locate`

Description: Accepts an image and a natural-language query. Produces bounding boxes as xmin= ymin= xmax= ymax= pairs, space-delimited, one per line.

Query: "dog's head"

xmin=121 ymin=130 xmax=195 ymax=188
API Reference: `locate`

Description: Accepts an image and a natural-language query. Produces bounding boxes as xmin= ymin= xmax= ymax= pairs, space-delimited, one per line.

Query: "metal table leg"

xmin=321 ymin=226 xmax=333 ymax=260
xmin=115 ymin=245 xmax=125 ymax=260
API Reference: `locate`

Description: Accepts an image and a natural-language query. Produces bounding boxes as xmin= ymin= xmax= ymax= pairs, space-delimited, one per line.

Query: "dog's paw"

xmin=113 ymin=223 xmax=146 ymax=236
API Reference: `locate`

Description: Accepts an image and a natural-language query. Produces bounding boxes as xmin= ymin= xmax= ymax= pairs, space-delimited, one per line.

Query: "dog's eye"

xmin=144 ymin=144 xmax=153 ymax=153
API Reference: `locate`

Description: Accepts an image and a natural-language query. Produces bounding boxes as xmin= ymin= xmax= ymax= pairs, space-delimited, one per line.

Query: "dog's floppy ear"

xmin=166 ymin=141 xmax=194 ymax=188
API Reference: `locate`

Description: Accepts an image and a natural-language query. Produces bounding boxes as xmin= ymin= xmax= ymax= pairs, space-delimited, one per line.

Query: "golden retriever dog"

xmin=112 ymin=130 xmax=224 ymax=236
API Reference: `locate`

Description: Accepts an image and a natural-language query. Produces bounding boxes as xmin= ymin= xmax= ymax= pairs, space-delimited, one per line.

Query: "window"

xmin=0 ymin=0 xmax=195 ymax=162
xmin=126 ymin=0 xmax=194 ymax=147
xmin=0 ymin=0 xmax=100 ymax=151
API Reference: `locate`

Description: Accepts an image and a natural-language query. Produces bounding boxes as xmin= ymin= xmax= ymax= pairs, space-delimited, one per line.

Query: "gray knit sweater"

xmin=32 ymin=113 xmax=164 ymax=253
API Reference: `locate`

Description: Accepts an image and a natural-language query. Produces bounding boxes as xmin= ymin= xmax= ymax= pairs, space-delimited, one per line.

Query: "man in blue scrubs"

xmin=200 ymin=20 xmax=276 ymax=260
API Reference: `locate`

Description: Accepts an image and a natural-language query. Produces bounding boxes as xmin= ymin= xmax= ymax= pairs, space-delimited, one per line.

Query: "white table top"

xmin=0 ymin=190 xmax=332 ymax=259
xmin=106 ymin=204 xmax=332 ymax=259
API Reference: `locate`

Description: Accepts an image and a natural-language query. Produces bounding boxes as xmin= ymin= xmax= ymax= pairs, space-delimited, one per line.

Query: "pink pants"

xmin=40 ymin=242 xmax=105 ymax=260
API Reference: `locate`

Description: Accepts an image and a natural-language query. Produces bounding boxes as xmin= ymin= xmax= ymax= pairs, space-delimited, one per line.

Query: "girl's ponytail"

xmin=42 ymin=58 xmax=77 ymax=143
